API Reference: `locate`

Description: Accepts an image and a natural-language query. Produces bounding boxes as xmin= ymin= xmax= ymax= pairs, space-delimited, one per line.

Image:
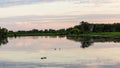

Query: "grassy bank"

xmin=7 ymin=33 xmax=59 ymax=37
xmin=80 ymin=32 xmax=120 ymax=37
xmin=7 ymin=32 xmax=120 ymax=37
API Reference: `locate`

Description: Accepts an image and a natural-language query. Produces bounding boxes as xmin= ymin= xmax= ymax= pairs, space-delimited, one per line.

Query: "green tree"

xmin=80 ymin=21 xmax=90 ymax=33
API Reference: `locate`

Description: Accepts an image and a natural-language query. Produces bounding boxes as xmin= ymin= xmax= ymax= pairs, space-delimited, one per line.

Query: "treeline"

xmin=9 ymin=25 xmax=81 ymax=36
xmin=8 ymin=21 xmax=120 ymax=36
xmin=80 ymin=21 xmax=120 ymax=33
xmin=0 ymin=27 xmax=8 ymax=37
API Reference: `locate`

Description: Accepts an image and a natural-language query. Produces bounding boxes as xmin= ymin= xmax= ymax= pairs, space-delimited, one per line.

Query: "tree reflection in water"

xmin=0 ymin=37 xmax=8 ymax=46
xmin=1 ymin=36 xmax=120 ymax=49
xmin=67 ymin=36 xmax=120 ymax=48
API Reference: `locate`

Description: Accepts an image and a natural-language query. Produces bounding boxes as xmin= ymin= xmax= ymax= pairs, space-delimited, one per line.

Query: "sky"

xmin=0 ymin=0 xmax=120 ymax=31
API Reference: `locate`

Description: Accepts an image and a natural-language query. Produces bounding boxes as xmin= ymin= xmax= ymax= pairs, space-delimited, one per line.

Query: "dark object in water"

xmin=54 ymin=48 xmax=56 ymax=50
xmin=41 ymin=57 xmax=47 ymax=59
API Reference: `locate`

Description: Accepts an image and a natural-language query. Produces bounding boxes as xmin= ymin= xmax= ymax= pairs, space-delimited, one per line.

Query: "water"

xmin=0 ymin=36 xmax=120 ymax=68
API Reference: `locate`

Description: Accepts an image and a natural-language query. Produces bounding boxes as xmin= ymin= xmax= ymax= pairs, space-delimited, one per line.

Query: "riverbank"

xmin=81 ymin=32 xmax=120 ymax=37
xmin=7 ymin=33 xmax=59 ymax=37
xmin=7 ymin=32 xmax=120 ymax=38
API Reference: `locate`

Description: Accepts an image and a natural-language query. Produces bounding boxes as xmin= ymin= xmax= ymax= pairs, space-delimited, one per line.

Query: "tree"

xmin=80 ymin=21 xmax=90 ymax=33
xmin=70 ymin=28 xmax=80 ymax=35
xmin=0 ymin=27 xmax=8 ymax=37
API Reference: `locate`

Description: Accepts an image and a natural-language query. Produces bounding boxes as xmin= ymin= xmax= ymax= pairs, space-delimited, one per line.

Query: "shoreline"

xmin=7 ymin=32 xmax=120 ymax=38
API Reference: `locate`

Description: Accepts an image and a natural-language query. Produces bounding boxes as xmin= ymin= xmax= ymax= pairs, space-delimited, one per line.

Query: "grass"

xmin=7 ymin=33 xmax=58 ymax=37
xmin=7 ymin=32 xmax=120 ymax=37
xmin=81 ymin=32 xmax=120 ymax=37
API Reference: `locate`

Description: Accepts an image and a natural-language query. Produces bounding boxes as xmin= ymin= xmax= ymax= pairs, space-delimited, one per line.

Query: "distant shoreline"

xmin=7 ymin=32 xmax=120 ymax=38
xmin=2 ymin=21 xmax=120 ymax=38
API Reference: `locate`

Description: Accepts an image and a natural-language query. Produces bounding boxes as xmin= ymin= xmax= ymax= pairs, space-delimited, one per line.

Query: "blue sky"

xmin=0 ymin=0 xmax=120 ymax=31
xmin=0 ymin=0 xmax=119 ymax=7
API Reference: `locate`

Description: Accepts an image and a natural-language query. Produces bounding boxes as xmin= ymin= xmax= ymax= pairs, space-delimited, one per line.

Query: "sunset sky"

xmin=0 ymin=0 xmax=120 ymax=31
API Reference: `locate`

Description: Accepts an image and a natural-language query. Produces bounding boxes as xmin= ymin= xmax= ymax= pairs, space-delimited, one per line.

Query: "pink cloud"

xmin=14 ymin=21 xmax=78 ymax=30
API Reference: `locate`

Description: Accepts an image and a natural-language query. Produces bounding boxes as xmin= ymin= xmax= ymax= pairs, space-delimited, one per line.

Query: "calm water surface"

xmin=0 ymin=36 xmax=120 ymax=68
